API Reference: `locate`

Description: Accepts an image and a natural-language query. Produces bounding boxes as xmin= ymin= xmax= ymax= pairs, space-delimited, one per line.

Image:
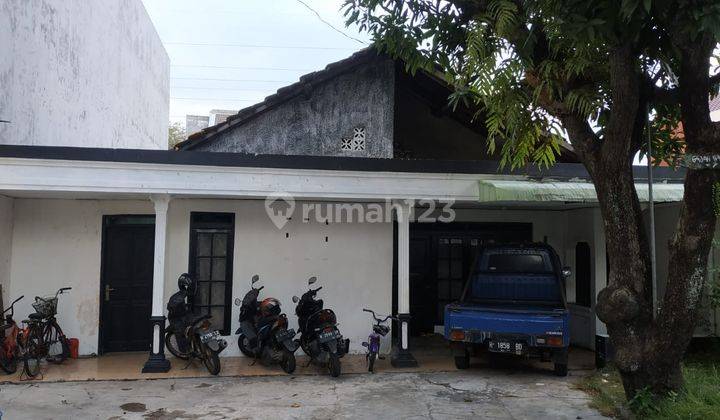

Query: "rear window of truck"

xmin=465 ymin=248 xmax=562 ymax=305
xmin=486 ymin=253 xmax=548 ymax=273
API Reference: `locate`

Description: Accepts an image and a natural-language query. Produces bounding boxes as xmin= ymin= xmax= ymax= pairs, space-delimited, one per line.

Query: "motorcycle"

xmin=235 ymin=274 xmax=297 ymax=374
xmin=0 ymin=295 xmax=24 ymax=374
xmin=165 ymin=273 xmax=227 ymax=375
xmin=292 ymin=276 xmax=349 ymax=377
xmin=361 ymin=308 xmax=395 ymax=373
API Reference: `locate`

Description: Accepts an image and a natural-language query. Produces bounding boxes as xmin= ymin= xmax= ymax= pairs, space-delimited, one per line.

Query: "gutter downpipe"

xmin=648 ymin=104 xmax=658 ymax=317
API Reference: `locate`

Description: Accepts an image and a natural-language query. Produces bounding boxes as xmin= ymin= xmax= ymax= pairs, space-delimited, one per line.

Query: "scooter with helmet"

xmin=234 ymin=274 xmax=297 ymax=374
xmin=292 ymin=276 xmax=349 ymax=377
xmin=165 ymin=273 xmax=227 ymax=375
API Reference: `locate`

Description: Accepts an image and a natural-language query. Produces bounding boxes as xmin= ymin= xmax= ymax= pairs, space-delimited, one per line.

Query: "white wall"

xmin=165 ymin=199 xmax=394 ymax=356
xmin=0 ymin=195 xmax=13 ymax=305
xmin=0 ymin=0 xmax=169 ymax=149
xmin=7 ymin=198 xmax=393 ymax=356
xmin=8 ymin=199 xmax=153 ymax=355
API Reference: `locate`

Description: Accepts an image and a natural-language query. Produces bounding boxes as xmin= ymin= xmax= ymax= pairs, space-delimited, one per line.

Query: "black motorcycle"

xmin=292 ymin=276 xmax=349 ymax=377
xmin=235 ymin=274 xmax=297 ymax=374
xmin=165 ymin=273 xmax=227 ymax=375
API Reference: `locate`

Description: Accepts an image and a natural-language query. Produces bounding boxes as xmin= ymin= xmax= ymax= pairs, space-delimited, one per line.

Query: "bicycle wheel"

xmin=23 ymin=331 xmax=42 ymax=378
xmin=44 ymin=322 xmax=69 ymax=364
xmin=0 ymin=345 xmax=19 ymax=374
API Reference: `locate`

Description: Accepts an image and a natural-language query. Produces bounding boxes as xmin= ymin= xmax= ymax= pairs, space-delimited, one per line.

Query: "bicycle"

xmin=1 ymin=295 xmax=24 ymax=374
xmin=361 ymin=308 xmax=396 ymax=373
xmin=21 ymin=287 xmax=72 ymax=378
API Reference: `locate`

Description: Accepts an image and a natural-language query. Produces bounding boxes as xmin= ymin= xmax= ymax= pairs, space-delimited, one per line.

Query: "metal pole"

xmin=647 ymin=104 xmax=657 ymax=317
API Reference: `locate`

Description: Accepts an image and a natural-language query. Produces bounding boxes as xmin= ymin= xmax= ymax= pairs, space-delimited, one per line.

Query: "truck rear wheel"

xmin=454 ymin=352 xmax=470 ymax=369
xmin=554 ymin=363 xmax=568 ymax=377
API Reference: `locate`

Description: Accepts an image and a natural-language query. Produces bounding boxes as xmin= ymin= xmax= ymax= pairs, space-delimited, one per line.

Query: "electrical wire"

xmin=171 ymin=64 xmax=311 ymax=71
xmin=165 ymin=42 xmax=355 ymax=50
xmin=170 ymin=77 xmax=292 ymax=83
xmin=294 ymin=0 xmax=368 ymax=46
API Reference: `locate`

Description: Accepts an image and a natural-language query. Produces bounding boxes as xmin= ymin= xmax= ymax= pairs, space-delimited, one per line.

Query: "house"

xmin=0 ymin=0 xmax=169 ymax=150
xmin=0 ymin=49 xmax=705 ymax=374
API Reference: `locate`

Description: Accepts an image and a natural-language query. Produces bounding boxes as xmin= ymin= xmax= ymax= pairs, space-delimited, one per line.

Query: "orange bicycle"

xmin=1 ymin=295 xmax=24 ymax=374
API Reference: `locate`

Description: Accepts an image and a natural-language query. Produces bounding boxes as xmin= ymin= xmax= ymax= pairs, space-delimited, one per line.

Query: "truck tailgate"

xmin=444 ymin=304 xmax=568 ymax=337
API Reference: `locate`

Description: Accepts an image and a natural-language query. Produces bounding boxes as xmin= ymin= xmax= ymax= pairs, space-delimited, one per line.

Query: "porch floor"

xmin=0 ymin=336 xmax=596 ymax=383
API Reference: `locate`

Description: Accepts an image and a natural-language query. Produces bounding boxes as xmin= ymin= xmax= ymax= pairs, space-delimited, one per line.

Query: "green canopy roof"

xmin=478 ymin=180 xmax=684 ymax=203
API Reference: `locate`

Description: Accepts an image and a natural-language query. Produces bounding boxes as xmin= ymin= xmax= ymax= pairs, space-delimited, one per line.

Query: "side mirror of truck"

xmin=562 ymin=267 xmax=572 ymax=278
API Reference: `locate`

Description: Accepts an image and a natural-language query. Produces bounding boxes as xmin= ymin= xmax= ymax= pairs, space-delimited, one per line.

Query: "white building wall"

xmin=7 ymin=198 xmax=393 ymax=356
xmin=0 ymin=0 xmax=169 ymax=149
xmin=165 ymin=199 xmax=394 ymax=356
xmin=0 ymin=195 xmax=13 ymax=303
xmin=7 ymin=199 xmax=153 ymax=355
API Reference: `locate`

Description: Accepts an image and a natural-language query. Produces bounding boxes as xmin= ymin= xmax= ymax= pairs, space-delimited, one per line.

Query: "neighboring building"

xmin=185 ymin=115 xmax=210 ymax=136
xmin=0 ymin=49 xmax=705 ymax=375
xmin=0 ymin=0 xmax=169 ymax=149
xmin=185 ymin=110 xmax=237 ymax=136
xmin=208 ymin=109 xmax=236 ymax=126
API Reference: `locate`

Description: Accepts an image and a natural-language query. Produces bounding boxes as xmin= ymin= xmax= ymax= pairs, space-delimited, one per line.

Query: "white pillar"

xmin=391 ymin=200 xmax=417 ymax=367
xmin=396 ymin=201 xmax=410 ymax=316
xmin=151 ymin=194 xmax=170 ymax=319
xmin=142 ymin=194 xmax=171 ymax=373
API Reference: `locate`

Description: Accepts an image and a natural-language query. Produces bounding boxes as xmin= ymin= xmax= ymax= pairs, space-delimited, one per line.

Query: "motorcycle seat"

xmin=28 ymin=312 xmax=44 ymax=320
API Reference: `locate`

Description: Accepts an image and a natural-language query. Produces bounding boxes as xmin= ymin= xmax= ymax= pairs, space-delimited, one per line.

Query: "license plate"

xmin=318 ymin=330 xmax=339 ymax=343
xmin=276 ymin=328 xmax=295 ymax=342
xmin=489 ymin=340 xmax=524 ymax=355
xmin=200 ymin=330 xmax=221 ymax=343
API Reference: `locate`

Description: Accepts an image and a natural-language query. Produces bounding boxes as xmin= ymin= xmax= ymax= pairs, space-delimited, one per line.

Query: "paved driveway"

xmin=0 ymin=370 xmax=604 ymax=419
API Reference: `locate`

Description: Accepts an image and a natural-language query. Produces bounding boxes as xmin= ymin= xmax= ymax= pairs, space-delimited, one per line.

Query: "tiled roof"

xmin=175 ymin=48 xmax=384 ymax=150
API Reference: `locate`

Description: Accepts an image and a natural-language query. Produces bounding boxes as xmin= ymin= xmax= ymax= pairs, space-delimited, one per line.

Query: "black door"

xmin=408 ymin=222 xmax=533 ymax=334
xmin=100 ymin=216 xmax=155 ymax=353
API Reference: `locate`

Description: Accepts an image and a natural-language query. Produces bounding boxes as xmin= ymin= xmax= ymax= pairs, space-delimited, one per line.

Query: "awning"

xmin=478 ymin=180 xmax=684 ymax=203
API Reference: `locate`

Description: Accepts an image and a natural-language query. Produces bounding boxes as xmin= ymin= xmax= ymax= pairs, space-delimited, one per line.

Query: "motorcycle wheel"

xmin=367 ymin=352 xmax=377 ymax=374
xmin=201 ymin=343 xmax=221 ymax=375
xmin=165 ymin=331 xmax=190 ymax=360
xmin=237 ymin=334 xmax=255 ymax=358
xmin=328 ymin=352 xmax=341 ymax=377
xmin=280 ymin=349 xmax=296 ymax=374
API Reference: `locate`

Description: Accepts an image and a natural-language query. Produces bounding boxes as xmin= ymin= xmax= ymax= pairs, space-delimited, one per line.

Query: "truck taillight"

xmin=450 ymin=329 xmax=465 ymax=341
xmin=546 ymin=336 xmax=563 ymax=347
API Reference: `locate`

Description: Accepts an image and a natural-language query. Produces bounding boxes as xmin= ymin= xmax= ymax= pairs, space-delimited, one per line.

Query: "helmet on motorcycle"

xmin=259 ymin=298 xmax=281 ymax=317
xmin=177 ymin=273 xmax=196 ymax=296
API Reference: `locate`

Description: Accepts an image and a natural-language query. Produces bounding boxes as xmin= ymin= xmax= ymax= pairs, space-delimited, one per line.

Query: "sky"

xmin=141 ymin=0 xmax=371 ymax=126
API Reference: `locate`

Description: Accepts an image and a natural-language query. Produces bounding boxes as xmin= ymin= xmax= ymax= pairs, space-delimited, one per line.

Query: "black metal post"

xmin=142 ymin=315 xmax=171 ymax=373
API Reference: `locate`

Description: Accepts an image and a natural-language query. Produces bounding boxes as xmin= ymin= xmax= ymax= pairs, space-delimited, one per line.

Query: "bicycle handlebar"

xmin=313 ymin=286 xmax=322 ymax=292
xmin=363 ymin=308 xmax=396 ymax=323
xmin=257 ymin=286 xmax=265 ymax=292
xmin=2 ymin=295 xmax=23 ymax=315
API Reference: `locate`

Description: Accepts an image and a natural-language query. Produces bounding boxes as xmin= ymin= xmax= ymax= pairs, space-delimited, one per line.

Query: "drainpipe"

xmin=647 ymin=104 xmax=658 ymax=317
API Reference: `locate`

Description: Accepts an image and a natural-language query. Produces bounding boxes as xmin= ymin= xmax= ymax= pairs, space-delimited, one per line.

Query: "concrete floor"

xmin=0 ymin=370 xmax=605 ymax=419
xmin=0 ymin=337 xmax=596 ymax=383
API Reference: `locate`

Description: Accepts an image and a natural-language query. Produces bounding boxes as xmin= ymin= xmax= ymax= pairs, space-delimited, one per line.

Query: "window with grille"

xmin=188 ymin=212 xmax=235 ymax=335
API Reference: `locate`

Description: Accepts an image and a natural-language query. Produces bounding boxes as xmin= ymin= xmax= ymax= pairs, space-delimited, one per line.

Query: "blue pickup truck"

xmin=444 ymin=243 xmax=571 ymax=376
